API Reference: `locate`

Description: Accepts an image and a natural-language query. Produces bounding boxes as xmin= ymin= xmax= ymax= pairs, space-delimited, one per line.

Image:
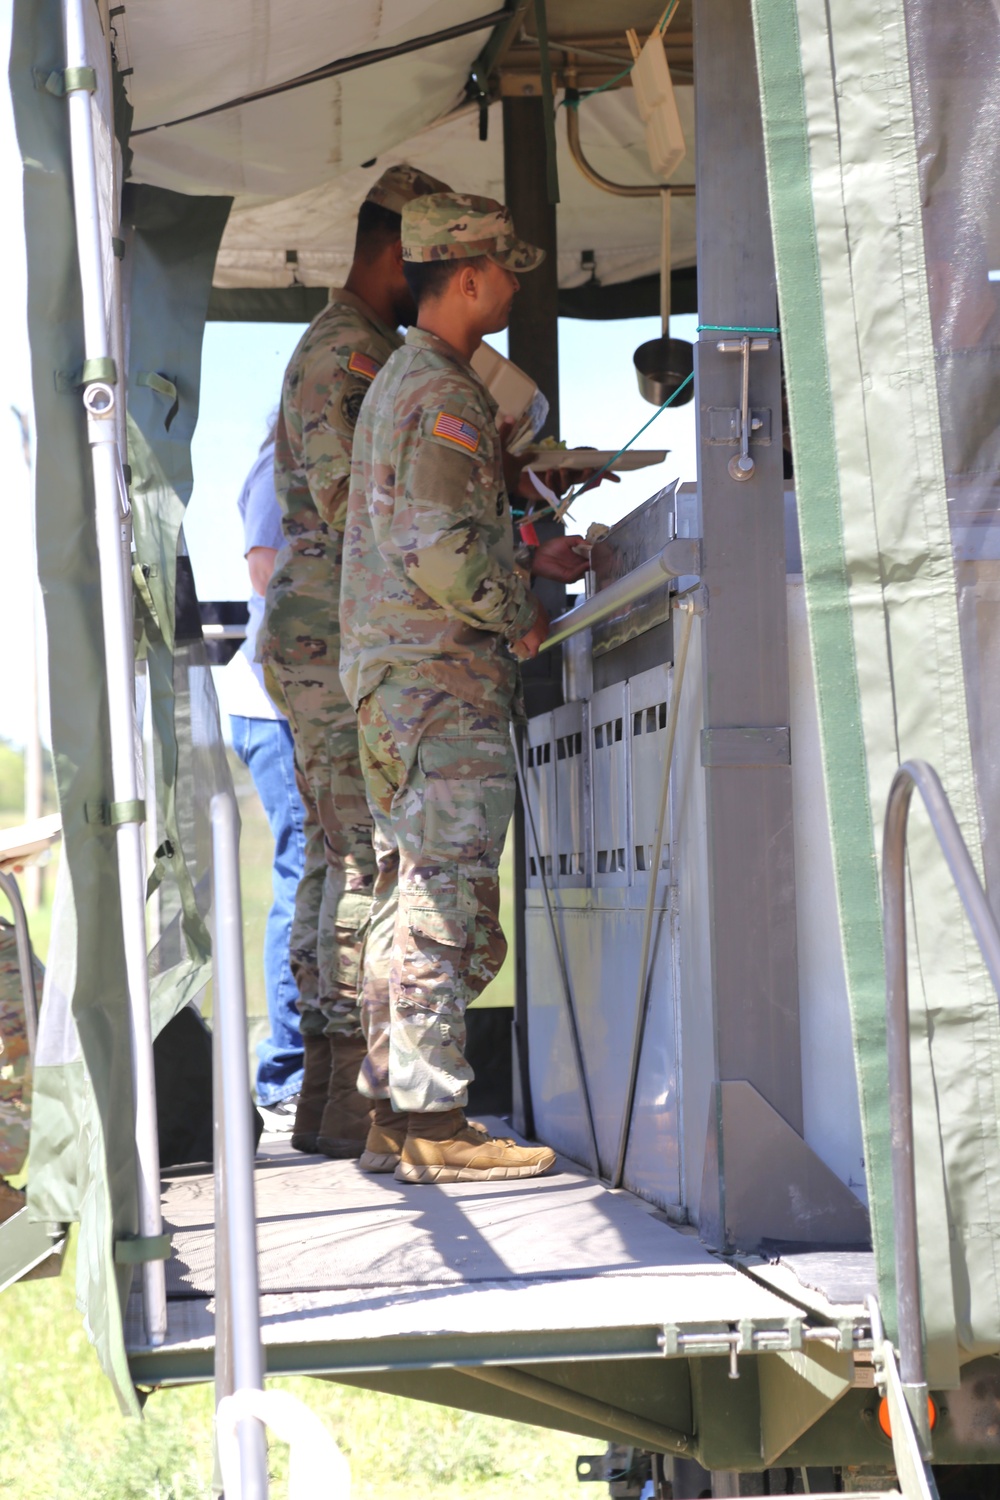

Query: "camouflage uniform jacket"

xmin=340 ymin=327 xmax=537 ymax=717
xmin=259 ymin=289 xmax=403 ymax=655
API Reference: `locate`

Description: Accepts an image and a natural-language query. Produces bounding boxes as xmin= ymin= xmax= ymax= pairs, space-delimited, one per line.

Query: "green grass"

xmin=0 ymin=748 xmax=586 ymax=1497
xmin=0 ymin=1233 xmax=587 ymax=1498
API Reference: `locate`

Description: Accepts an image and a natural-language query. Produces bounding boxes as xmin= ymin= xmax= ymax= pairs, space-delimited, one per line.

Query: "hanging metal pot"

xmin=633 ymin=188 xmax=694 ymax=407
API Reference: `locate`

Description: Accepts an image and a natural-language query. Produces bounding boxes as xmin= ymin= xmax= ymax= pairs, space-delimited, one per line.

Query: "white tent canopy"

xmin=213 ymin=89 xmax=694 ymax=293
xmin=115 ymin=0 xmax=693 ymax=292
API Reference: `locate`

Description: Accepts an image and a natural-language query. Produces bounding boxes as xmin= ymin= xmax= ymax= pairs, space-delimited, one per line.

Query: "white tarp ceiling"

xmin=115 ymin=0 xmax=694 ymax=291
xmin=214 ymin=88 xmax=695 ymax=292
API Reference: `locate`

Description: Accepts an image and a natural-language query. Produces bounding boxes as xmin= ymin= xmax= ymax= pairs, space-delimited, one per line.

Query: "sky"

xmin=0 ymin=0 xmax=698 ymax=750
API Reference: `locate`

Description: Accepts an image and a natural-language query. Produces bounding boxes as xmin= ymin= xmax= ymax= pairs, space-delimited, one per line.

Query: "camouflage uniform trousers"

xmin=356 ymin=673 xmax=515 ymax=1112
xmin=0 ymin=917 xmax=41 ymax=1177
xmin=262 ymin=545 xmax=375 ymax=1040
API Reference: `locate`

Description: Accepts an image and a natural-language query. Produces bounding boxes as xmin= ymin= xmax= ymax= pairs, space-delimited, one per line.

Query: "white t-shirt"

xmin=219 ymin=444 xmax=285 ymax=722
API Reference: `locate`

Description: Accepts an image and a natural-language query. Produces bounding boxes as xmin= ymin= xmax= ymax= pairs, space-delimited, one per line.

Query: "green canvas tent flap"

xmin=751 ymin=0 xmax=1000 ymax=1385
xmin=10 ymin=0 xmax=231 ymax=1411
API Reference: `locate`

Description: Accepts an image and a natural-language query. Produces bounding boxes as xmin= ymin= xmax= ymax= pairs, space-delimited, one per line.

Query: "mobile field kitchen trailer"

xmin=4 ymin=0 xmax=1000 ymax=1494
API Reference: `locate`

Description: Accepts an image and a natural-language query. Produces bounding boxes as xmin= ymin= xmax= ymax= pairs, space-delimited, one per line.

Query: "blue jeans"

xmin=230 ymin=714 xmax=306 ymax=1104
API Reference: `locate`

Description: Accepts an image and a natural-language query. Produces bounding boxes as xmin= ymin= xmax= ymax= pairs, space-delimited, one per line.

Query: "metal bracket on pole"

xmin=715 ymin=337 xmax=770 ymax=482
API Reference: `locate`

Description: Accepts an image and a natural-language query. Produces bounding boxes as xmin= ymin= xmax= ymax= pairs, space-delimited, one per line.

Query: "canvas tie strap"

xmin=114 ymin=1233 xmax=171 ymax=1265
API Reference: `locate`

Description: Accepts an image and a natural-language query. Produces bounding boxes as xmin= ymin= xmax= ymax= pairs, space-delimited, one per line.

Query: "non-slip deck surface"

xmin=161 ymin=1128 xmax=715 ymax=1298
xmin=128 ymin=1128 xmax=867 ymax=1368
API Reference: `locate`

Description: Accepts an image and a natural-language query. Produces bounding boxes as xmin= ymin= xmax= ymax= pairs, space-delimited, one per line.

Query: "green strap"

xmin=39 ymin=66 xmax=96 ymax=96
xmin=114 ymin=1233 xmax=171 ymax=1265
xmin=84 ymin=799 xmax=145 ymax=827
xmin=137 ymin=371 xmax=177 ymax=401
xmin=83 ymin=356 xmax=117 ymax=385
xmin=55 ymin=356 xmax=117 ymax=392
xmin=63 ymin=66 xmax=97 ymax=94
xmin=137 ymin=371 xmax=180 ymax=432
xmin=111 ymin=799 xmax=145 ymax=826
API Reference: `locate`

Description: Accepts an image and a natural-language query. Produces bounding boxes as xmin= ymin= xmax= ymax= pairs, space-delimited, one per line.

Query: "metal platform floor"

xmin=125 ymin=1122 xmax=870 ymax=1390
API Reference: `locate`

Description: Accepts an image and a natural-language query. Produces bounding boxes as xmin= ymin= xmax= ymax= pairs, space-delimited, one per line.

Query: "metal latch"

xmin=717 ymin=336 xmax=770 ymax=482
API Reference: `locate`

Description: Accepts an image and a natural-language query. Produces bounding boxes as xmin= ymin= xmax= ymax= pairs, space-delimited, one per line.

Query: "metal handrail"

xmin=0 ymin=874 xmax=39 ymax=1060
xmin=539 ymin=538 xmax=700 ymax=652
xmin=881 ymin=759 xmax=1000 ymax=1456
xmin=211 ymin=792 xmax=268 ymax=1499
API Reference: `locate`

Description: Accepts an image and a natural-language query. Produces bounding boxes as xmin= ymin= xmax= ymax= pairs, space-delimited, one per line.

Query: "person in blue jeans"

xmin=221 ymin=434 xmax=306 ymax=1126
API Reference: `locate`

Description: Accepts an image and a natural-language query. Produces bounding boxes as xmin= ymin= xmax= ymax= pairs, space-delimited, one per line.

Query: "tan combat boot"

xmin=395 ymin=1109 xmax=556 ymax=1184
xmin=316 ymin=1034 xmax=372 ymax=1159
xmin=290 ymin=1034 xmax=334 ymax=1154
xmin=358 ymin=1097 xmax=409 ymax=1173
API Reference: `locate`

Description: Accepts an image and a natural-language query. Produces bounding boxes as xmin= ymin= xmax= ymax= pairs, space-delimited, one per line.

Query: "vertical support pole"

xmin=693 ymin=0 xmax=802 ymax=1227
xmin=211 ymin=791 xmax=267 ymax=1500
xmin=503 ymin=92 xmax=565 ymax=1137
xmin=503 ymin=95 xmax=560 ymax=439
xmin=63 ymin=0 xmax=167 ymax=1346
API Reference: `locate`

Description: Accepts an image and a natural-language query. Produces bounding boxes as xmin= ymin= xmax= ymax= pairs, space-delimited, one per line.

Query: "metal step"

xmin=0 ymin=1206 xmax=66 ymax=1294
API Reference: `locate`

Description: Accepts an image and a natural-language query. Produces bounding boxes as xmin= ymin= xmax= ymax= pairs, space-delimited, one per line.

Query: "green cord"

xmin=560 ymin=64 xmax=632 ymax=109
xmin=562 ymin=0 xmax=679 ymax=113
xmin=697 ymin=323 xmax=780 ymax=335
xmin=659 ymin=0 xmax=680 ymax=31
xmin=525 ymin=370 xmax=695 ymax=522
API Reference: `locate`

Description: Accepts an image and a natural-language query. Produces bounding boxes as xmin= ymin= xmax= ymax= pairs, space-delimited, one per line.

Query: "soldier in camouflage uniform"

xmin=0 ymin=915 xmax=42 ymax=1223
xmin=258 ymin=163 xmax=449 ymax=1157
xmin=340 ymin=194 xmax=590 ymax=1183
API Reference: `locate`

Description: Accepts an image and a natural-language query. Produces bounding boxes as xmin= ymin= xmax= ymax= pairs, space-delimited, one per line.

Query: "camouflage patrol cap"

xmin=401 ymin=193 xmax=545 ymax=272
xmin=364 ymin=163 xmax=452 ymax=216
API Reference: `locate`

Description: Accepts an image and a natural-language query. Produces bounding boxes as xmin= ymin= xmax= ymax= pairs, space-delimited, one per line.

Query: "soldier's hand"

xmin=511 ymin=597 xmax=550 ymax=660
xmin=532 ymin=535 xmax=590 ymax=584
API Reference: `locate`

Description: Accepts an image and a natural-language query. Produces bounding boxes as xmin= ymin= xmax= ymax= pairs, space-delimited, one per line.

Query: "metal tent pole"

xmin=63 ymin=0 xmax=166 ymax=1346
xmin=211 ymin=791 xmax=268 ymax=1499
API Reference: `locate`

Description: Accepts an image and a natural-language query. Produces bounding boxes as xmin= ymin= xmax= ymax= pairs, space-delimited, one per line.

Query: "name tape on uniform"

xmin=347 ymin=351 xmax=381 ymax=381
xmin=432 ymin=412 xmax=481 ymax=453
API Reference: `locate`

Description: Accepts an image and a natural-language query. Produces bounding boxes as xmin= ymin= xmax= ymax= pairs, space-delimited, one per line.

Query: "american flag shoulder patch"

xmin=347 ymin=350 xmax=381 ymax=381
xmin=432 ymin=411 xmax=481 ymax=453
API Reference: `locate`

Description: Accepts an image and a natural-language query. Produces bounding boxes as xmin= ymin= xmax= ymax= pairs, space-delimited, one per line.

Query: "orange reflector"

xmin=877 ymin=1393 xmax=937 ymax=1438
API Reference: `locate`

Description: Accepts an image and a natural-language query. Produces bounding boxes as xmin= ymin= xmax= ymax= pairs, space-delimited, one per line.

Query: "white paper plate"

xmin=0 ymin=813 xmax=63 ymax=872
xmin=522 ymin=448 xmax=668 ymax=472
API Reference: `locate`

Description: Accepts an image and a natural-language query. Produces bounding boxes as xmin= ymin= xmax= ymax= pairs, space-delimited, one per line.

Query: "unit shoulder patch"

xmin=347 ymin=350 xmax=382 ymax=381
xmin=431 ymin=411 xmax=481 ymax=453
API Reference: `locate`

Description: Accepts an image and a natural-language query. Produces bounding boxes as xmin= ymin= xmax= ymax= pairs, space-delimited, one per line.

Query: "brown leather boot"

xmin=316 ymin=1034 xmax=372 ymax=1159
xmin=359 ymin=1097 xmax=409 ymax=1174
xmin=291 ymin=1034 xmax=333 ymax=1154
xmin=396 ymin=1110 xmax=556 ymax=1184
